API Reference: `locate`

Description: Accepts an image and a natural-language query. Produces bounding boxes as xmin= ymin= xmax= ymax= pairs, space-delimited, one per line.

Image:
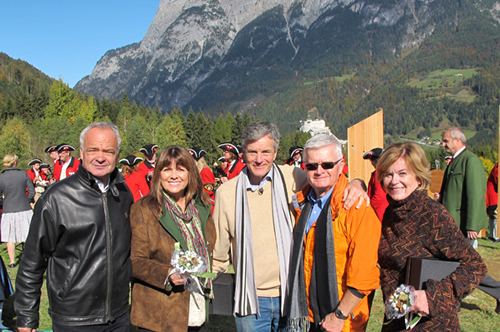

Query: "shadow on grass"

xmin=479 ymin=244 xmax=500 ymax=250
xmin=460 ymin=301 xmax=483 ymax=311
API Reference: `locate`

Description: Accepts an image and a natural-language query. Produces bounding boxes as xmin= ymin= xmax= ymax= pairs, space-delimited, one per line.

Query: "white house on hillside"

xmin=299 ymin=115 xmax=347 ymax=145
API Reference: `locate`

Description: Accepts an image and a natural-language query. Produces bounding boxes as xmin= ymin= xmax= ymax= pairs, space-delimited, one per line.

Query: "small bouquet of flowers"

xmin=385 ymin=284 xmax=421 ymax=329
xmin=167 ymin=243 xmax=216 ymax=294
xmin=171 ymin=249 xmax=206 ymax=275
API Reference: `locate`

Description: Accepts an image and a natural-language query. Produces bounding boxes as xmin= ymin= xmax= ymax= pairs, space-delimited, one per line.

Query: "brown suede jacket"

xmin=130 ymin=197 xmax=216 ymax=332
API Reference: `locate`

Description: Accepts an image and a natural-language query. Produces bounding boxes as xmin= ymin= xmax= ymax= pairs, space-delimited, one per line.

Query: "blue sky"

xmin=1 ymin=1 xmax=160 ymax=87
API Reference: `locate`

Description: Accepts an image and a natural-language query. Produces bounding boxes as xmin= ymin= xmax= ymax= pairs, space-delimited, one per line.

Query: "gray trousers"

xmin=489 ymin=217 xmax=498 ymax=240
xmin=478 ymin=274 xmax=500 ymax=300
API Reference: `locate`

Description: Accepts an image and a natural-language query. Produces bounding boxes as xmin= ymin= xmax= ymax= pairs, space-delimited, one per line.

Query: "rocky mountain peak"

xmin=75 ymin=0 xmax=474 ymax=113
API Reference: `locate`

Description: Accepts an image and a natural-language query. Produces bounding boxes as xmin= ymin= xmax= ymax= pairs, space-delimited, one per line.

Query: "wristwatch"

xmin=334 ymin=308 xmax=349 ymax=320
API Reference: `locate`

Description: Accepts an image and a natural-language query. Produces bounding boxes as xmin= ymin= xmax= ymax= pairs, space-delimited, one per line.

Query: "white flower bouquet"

xmin=384 ymin=284 xmax=422 ymax=329
xmin=167 ymin=243 xmax=216 ymax=294
xmin=386 ymin=284 xmax=416 ymax=320
xmin=171 ymin=249 xmax=206 ymax=275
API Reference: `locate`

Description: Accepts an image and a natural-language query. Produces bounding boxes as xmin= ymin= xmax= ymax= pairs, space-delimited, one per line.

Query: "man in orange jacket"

xmin=287 ymin=134 xmax=380 ymax=332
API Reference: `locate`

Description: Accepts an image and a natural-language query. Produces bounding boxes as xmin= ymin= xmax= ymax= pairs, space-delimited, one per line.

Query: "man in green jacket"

xmin=436 ymin=126 xmax=499 ymax=314
xmin=436 ymin=127 xmax=488 ymax=247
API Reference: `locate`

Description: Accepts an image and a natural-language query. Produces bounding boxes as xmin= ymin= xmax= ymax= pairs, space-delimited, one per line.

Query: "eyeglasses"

xmin=305 ymin=158 xmax=342 ymax=171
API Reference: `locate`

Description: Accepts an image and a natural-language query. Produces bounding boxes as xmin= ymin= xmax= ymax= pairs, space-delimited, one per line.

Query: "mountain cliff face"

xmin=74 ymin=0 xmax=497 ymax=113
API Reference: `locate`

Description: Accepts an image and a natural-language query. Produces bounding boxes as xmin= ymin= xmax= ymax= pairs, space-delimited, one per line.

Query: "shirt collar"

xmin=245 ymin=167 xmax=274 ymax=192
xmin=93 ymin=177 xmax=110 ymax=193
xmin=307 ymin=187 xmax=334 ymax=208
xmin=453 ymin=146 xmax=466 ymax=159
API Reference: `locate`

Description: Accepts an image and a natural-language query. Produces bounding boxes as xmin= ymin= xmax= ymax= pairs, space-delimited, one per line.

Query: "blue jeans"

xmin=235 ymin=296 xmax=287 ymax=332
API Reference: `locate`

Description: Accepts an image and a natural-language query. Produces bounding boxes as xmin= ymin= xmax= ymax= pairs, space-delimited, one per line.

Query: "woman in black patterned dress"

xmin=376 ymin=142 xmax=487 ymax=331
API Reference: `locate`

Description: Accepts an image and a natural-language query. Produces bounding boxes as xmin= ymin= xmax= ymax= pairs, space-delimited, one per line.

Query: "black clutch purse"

xmin=405 ymin=257 xmax=460 ymax=290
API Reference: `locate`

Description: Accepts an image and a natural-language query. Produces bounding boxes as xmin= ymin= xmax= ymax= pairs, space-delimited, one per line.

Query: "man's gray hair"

xmin=304 ymin=134 xmax=342 ymax=159
xmin=80 ymin=122 xmax=122 ymax=151
xmin=443 ymin=127 xmax=466 ymax=143
xmin=241 ymin=122 xmax=280 ymax=151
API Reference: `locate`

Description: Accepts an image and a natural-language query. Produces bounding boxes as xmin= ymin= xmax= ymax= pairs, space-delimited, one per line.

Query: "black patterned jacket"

xmin=379 ymin=189 xmax=486 ymax=331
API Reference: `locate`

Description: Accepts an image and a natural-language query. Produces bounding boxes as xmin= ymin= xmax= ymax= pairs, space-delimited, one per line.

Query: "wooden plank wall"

xmin=347 ymin=110 xmax=384 ymax=183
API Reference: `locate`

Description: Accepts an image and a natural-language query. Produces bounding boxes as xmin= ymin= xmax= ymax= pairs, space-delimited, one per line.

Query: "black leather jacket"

xmin=15 ymin=166 xmax=133 ymax=328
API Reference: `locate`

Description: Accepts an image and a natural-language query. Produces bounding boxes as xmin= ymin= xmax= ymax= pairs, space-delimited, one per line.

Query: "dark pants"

xmin=138 ymin=324 xmax=204 ymax=331
xmin=308 ymin=323 xmax=321 ymax=332
xmin=478 ymin=274 xmax=500 ymax=300
xmin=52 ymin=312 xmax=130 ymax=332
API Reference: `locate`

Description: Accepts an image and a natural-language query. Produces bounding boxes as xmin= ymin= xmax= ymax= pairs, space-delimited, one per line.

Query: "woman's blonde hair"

xmin=194 ymin=157 xmax=209 ymax=173
xmin=143 ymin=145 xmax=210 ymax=218
xmin=376 ymin=142 xmax=431 ymax=191
xmin=3 ymin=153 xmax=18 ymax=168
xmin=121 ymin=164 xmax=138 ymax=177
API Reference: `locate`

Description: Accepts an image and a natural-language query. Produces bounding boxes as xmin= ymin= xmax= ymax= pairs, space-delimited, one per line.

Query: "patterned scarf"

xmin=163 ymin=193 xmax=212 ymax=295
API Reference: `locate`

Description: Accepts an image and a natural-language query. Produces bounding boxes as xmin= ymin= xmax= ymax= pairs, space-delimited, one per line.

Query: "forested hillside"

xmin=200 ymin=0 xmax=500 ymax=148
xmin=3 ymin=0 xmax=500 ymax=170
xmin=0 ymin=52 xmax=53 ymax=121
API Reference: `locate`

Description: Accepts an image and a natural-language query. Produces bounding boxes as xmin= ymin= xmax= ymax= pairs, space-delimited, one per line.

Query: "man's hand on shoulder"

xmin=18 ymin=328 xmax=37 ymax=332
xmin=343 ymin=178 xmax=369 ymax=210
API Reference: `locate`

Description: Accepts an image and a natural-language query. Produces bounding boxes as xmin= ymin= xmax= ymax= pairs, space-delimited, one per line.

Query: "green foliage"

xmin=0 ymin=117 xmax=31 ymax=167
xmin=155 ymin=113 xmax=186 ymax=149
xmin=0 ymin=53 xmax=52 ymax=123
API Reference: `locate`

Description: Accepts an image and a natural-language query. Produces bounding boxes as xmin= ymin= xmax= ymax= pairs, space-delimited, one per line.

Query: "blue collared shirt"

xmin=306 ymin=187 xmax=334 ymax=233
xmin=244 ymin=167 xmax=273 ymax=192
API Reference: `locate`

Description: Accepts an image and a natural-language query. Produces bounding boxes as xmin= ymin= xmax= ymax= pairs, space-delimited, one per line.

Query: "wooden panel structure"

xmin=347 ymin=110 xmax=384 ymax=183
xmin=429 ymin=169 xmax=444 ymax=194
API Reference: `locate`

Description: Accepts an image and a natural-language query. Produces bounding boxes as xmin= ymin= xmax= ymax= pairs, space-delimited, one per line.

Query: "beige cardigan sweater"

xmin=212 ymin=165 xmax=308 ymax=297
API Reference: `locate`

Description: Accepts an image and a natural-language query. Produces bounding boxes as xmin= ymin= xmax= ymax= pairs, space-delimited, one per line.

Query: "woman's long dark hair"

xmin=143 ymin=145 xmax=210 ymax=218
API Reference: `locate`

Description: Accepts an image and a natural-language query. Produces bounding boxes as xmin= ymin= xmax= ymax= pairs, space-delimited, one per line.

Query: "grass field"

xmin=334 ymin=72 xmax=356 ymax=83
xmin=2 ymin=238 xmax=499 ymax=331
xmin=408 ymin=68 xmax=478 ymax=90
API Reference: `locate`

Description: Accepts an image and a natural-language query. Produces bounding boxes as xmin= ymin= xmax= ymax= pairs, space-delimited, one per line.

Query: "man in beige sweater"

xmin=212 ymin=122 xmax=368 ymax=332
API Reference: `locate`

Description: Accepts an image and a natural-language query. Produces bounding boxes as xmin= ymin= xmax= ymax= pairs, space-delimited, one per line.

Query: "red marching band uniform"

xmin=227 ymin=159 xmax=245 ymax=180
xmin=188 ymin=148 xmax=216 ymax=212
xmin=138 ymin=144 xmax=158 ymax=187
xmin=217 ymin=143 xmax=246 ymax=180
xmin=284 ymin=146 xmax=306 ymax=170
xmin=363 ymin=148 xmax=388 ymax=221
xmin=52 ymin=144 xmax=80 ymax=181
xmin=27 ymin=158 xmax=42 ymax=184
xmin=120 ymin=155 xmax=150 ymax=203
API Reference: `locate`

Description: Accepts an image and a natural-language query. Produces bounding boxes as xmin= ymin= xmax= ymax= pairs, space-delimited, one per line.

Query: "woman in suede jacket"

xmin=130 ymin=146 xmax=216 ymax=332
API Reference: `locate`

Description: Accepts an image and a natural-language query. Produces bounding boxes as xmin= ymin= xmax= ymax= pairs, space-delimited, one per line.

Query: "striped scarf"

xmin=163 ymin=193 xmax=213 ymax=296
xmin=234 ymin=164 xmax=293 ymax=316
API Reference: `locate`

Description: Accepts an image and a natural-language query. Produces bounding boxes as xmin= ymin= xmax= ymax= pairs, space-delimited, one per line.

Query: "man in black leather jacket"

xmin=15 ymin=122 xmax=134 ymax=332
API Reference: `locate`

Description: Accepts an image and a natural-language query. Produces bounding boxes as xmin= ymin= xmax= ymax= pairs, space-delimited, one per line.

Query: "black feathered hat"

xmin=44 ymin=145 xmax=58 ymax=153
xmin=140 ymin=144 xmax=158 ymax=157
xmin=218 ymin=143 xmax=239 ymax=155
xmin=57 ymin=143 xmax=75 ymax=152
xmin=362 ymin=148 xmax=384 ymax=160
xmin=289 ymin=146 xmax=303 ymax=158
xmin=119 ymin=155 xmax=144 ymax=166
xmin=188 ymin=147 xmax=207 ymax=161
xmin=28 ymin=158 xmax=42 ymax=166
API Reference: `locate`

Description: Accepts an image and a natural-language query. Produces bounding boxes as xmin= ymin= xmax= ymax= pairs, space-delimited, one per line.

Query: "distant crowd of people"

xmin=0 ymin=122 xmax=498 ymax=332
